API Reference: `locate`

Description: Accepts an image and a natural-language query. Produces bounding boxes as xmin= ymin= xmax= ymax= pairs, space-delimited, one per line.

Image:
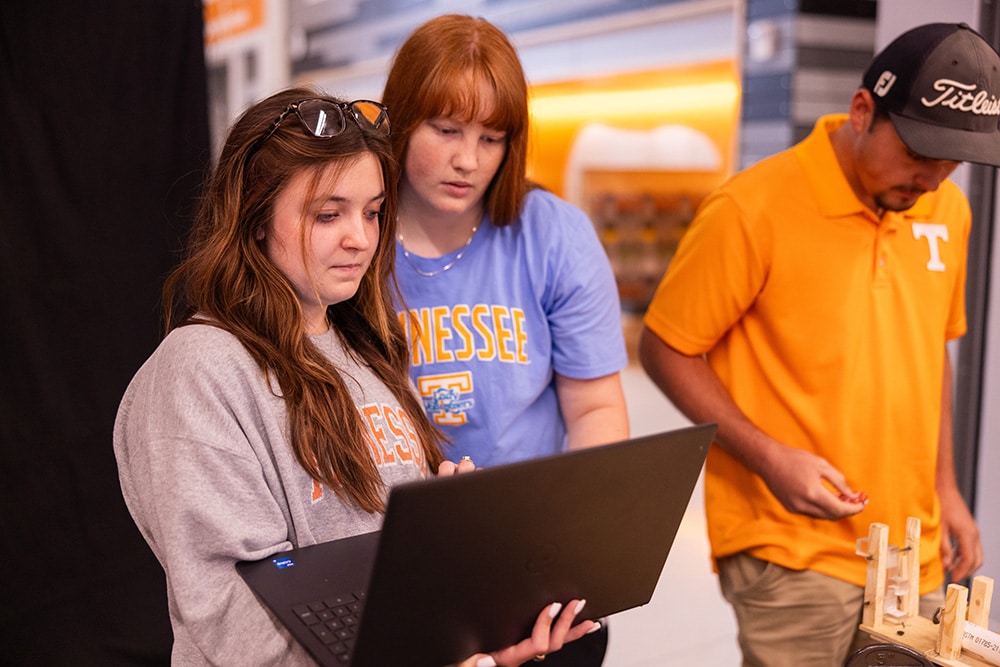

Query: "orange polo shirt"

xmin=644 ymin=115 xmax=970 ymax=592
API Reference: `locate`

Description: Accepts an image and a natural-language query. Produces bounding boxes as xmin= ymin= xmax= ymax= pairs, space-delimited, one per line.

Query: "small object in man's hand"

xmin=839 ymin=491 xmax=868 ymax=505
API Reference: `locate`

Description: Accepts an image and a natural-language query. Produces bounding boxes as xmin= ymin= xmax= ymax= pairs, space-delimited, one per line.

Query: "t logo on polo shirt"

xmin=912 ymin=222 xmax=949 ymax=271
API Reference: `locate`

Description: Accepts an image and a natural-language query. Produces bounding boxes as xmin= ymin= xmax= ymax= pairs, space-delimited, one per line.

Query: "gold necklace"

xmin=397 ymin=225 xmax=478 ymax=277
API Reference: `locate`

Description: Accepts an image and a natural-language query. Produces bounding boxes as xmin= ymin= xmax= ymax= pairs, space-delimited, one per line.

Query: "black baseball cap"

xmin=862 ymin=22 xmax=1000 ymax=167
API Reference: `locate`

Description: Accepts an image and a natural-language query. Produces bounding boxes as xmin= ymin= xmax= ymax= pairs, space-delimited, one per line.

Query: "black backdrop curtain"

xmin=0 ymin=1 xmax=210 ymax=663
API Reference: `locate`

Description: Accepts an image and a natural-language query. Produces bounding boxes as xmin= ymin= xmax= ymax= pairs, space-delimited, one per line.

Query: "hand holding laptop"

xmin=459 ymin=599 xmax=600 ymax=667
xmin=438 ymin=455 xmax=479 ymax=477
xmin=440 ymin=457 xmax=600 ymax=665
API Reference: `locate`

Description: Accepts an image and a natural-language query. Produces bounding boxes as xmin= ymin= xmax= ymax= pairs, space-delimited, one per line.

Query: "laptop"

xmin=237 ymin=423 xmax=715 ymax=667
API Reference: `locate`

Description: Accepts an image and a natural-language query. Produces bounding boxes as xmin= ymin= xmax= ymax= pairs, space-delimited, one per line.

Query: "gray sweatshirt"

xmin=114 ymin=324 xmax=430 ymax=665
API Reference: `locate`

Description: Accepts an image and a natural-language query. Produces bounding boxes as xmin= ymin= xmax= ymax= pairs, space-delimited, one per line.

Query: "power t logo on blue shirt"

xmin=416 ymin=372 xmax=475 ymax=426
xmin=399 ymin=304 xmax=530 ymax=428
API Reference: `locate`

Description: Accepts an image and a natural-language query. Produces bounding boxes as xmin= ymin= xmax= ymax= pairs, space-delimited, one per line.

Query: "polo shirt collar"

xmin=795 ymin=114 xmax=936 ymax=222
xmin=796 ymin=114 xmax=867 ymax=219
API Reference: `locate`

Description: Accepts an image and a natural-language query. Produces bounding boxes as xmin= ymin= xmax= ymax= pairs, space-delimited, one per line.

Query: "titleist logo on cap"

xmin=862 ymin=22 xmax=1000 ymax=166
xmin=921 ymin=78 xmax=1000 ymax=116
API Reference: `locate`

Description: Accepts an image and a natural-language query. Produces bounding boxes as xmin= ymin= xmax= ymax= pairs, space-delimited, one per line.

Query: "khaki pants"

xmin=718 ymin=552 xmax=944 ymax=667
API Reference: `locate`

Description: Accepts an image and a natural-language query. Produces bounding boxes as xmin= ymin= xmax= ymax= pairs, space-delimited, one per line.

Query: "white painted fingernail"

xmin=587 ymin=621 xmax=603 ymax=634
xmin=549 ymin=602 xmax=563 ymax=618
xmin=476 ymin=657 xmax=497 ymax=667
xmin=574 ymin=599 xmax=587 ymax=614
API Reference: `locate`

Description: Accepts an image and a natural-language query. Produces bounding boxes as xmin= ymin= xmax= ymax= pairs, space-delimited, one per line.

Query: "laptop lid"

xmin=238 ymin=423 xmax=715 ymax=666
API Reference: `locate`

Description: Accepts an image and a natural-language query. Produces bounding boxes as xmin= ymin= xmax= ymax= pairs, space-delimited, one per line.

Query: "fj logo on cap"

xmin=921 ymin=78 xmax=1000 ymax=116
xmin=874 ymin=70 xmax=897 ymax=97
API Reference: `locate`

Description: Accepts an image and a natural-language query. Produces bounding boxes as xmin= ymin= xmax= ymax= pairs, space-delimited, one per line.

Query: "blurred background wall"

xmin=0 ymin=1 xmax=210 ymax=663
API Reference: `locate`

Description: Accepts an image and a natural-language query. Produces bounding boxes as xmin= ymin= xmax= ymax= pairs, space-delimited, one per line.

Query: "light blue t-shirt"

xmin=395 ymin=188 xmax=627 ymax=466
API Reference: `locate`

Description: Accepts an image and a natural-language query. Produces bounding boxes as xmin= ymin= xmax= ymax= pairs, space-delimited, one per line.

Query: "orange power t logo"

xmin=416 ymin=372 xmax=475 ymax=426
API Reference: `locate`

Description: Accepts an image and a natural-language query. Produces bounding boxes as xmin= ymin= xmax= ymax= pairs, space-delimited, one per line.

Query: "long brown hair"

xmin=382 ymin=14 xmax=532 ymax=226
xmin=164 ymin=86 xmax=444 ymax=513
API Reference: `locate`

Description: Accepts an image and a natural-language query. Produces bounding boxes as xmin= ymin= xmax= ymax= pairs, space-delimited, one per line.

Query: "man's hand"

xmin=938 ymin=484 xmax=982 ymax=581
xmin=757 ymin=444 xmax=868 ymax=521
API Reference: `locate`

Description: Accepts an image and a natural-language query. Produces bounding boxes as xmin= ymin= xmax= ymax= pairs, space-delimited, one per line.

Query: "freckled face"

xmin=263 ymin=154 xmax=384 ymax=333
xmin=399 ymin=78 xmax=508 ymax=224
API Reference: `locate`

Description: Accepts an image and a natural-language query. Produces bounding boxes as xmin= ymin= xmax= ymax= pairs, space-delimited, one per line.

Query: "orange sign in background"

xmin=204 ymin=0 xmax=264 ymax=46
xmin=524 ymin=59 xmax=742 ymax=313
xmin=527 ymin=59 xmax=740 ymax=199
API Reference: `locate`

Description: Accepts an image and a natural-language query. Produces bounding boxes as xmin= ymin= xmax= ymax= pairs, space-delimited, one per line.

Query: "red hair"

xmin=382 ymin=14 xmax=531 ymax=226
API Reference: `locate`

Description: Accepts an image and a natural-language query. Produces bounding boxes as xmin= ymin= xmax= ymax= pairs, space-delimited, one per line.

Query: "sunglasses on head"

xmin=257 ymin=98 xmax=390 ymax=149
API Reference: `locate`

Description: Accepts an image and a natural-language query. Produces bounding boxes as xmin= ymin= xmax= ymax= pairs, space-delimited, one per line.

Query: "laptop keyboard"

xmin=292 ymin=592 xmax=366 ymax=663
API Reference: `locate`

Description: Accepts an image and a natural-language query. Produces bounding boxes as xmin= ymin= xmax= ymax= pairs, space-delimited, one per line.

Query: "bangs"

xmin=425 ymin=67 xmax=525 ymax=136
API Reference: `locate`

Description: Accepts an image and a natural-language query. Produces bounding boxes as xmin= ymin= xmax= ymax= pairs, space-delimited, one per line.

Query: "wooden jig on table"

xmin=857 ymin=518 xmax=997 ymax=666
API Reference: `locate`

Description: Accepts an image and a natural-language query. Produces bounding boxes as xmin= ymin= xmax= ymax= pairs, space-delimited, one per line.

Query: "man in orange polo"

xmin=640 ymin=22 xmax=998 ymax=666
